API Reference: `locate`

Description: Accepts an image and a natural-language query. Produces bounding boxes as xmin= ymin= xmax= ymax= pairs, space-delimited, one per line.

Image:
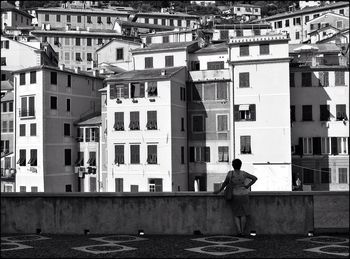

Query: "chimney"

xmin=59 ymin=64 xmax=65 ymax=70
xmin=161 ymin=69 xmax=166 ymax=76
xmin=74 ymin=67 xmax=81 ymax=73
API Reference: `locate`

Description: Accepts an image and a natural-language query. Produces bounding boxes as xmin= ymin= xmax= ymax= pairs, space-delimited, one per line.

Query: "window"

xmin=275 ymin=21 xmax=282 ymax=28
xmin=217 ymin=82 xmax=228 ymax=100
xmin=239 ymin=45 xmax=249 ymax=56
xmin=321 ymin=137 xmax=330 ymax=154
xmin=130 ymin=145 xmax=140 ymax=164
xmin=65 ymin=52 xmax=70 ymax=61
xmin=339 ymin=9 xmax=344 ymax=15
xmin=147 ymin=145 xmax=157 ymax=164
xmin=50 ymin=96 xmax=57 ymax=110
xmin=85 ymin=128 xmax=91 ymax=142
xmin=321 ymin=168 xmax=331 ymax=184
xmin=190 ymin=61 xmax=200 ymax=71
xmin=107 ymin=16 xmax=111 ymax=24
xmin=98 ymin=38 xmax=103 ymax=45
xmin=303 ymin=137 xmax=313 ymax=154
xmin=20 ymin=73 xmax=26 ymax=85
xmin=56 ymin=14 xmax=60 ymax=22
xmin=234 ymin=104 xmax=256 ymax=121
xmin=54 ymin=37 xmax=60 ymax=46
xmin=131 ymin=83 xmax=145 ymax=98
xmin=162 ymin=19 xmax=166 ymax=25
xmin=217 ymin=114 xmax=228 ymax=131
xmin=170 ymin=19 xmax=174 ymax=26
xmin=144 ymin=17 xmax=149 ymax=23
xmin=45 ymin=14 xmax=49 ymax=21
xmin=147 ymin=111 xmax=157 ymax=130
xmin=336 ymin=105 xmax=347 ymax=121
xmin=293 ymin=17 xmax=301 ymax=25
xmin=149 ymin=179 xmax=163 ymax=192
xmin=177 ymin=19 xmax=182 ymax=26
xmin=64 ymin=123 xmax=70 ymax=136
xmin=76 ymin=53 xmax=82 ymax=61
xmin=87 ymin=53 xmax=92 ymax=61
xmin=207 ymin=61 xmax=224 ymax=70
xmin=87 ymin=16 xmax=92 ymax=23
xmin=115 ymin=178 xmax=123 ymax=192
xmin=335 ymin=71 xmax=345 ymax=86
xmin=154 ymin=18 xmax=158 ymax=25
xmin=192 ymin=115 xmax=204 ymax=132
xmin=87 ymin=38 xmax=92 ymax=46
xmin=145 ymin=57 xmax=153 ymax=68
xmin=77 ymin=15 xmax=81 ymax=23
xmin=110 ymin=84 xmax=127 ymax=99
xmin=290 ymin=73 xmax=295 ymax=87
xmin=51 ymin=72 xmax=57 ymax=85
xmin=303 ymin=169 xmax=314 ymax=184
xmin=313 ymin=137 xmax=322 ymax=155
xmin=19 ymin=124 xmax=25 ymax=136
xmin=8 ymin=120 xmax=13 ymax=132
xmin=165 ymin=56 xmax=174 ymax=67
xmin=318 ymin=72 xmax=329 ymax=87
xmin=88 ymin=152 xmax=96 ymax=166
xmin=302 ymin=105 xmax=313 ymax=121
xmin=218 ymin=146 xmax=229 ymax=162
xmin=305 ymin=16 xmax=309 ymax=23
xmin=285 ymin=19 xmax=289 ymax=27
xmin=146 ymin=36 xmax=151 ymax=44
xmin=76 ymin=37 xmax=80 ymax=46
xmin=114 ymin=112 xmax=124 ymax=131
xmin=1 ymin=140 xmax=10 ymax=153
xmin=1 ymin=40 xmax=9 ymax=49
xmin=30 ymin=123 xmax=36 ymax=136
xmin=28 ymin=149 xmax=37 ymax=166
xmin=129 ymin=111 xmax=140 ymax=130
xmin=236 ymin=29 xmax=243 ymax=37
xmin=295 ymin=31 xmax=300 ymax=40
xmin=2 ymin=102 xmax=7 ymax=113
xmin=30 ymin=71 xmax=36 ymax=84
xmin=239 ymin=72 xmax=250 ymax=88
xmin=162 ymin=36 xmax=169 ymax=43
xmin=291 ymin=106 xmax=296 ymax=122
xmin=67 ymin=15 xmax=71 ymax=22
xmin=337 ymin=137 xmax=348 ymax=154
xmin=65 ymin=185 xmax=72 ymax=192
xmin=20 ymin=96 xmax=35 ymax=117
xmin=181 ymin=117 xmax=185 ymax=131
xmin=2 ymin=121 xmax=7 ymax=133
xmin=1 ymin=57 xmax=6 ymax=66
xmin=220 ymin=30 xmax=229 ymax=40
xmin=18 ymin=149 xmax=26 ymax=166
xmin=116 ymin=48 xmax=123 ymax=60
xmin=114 ymin=145 xmax=124 ymax=164
xmin=66 ymin=75 xmax=71 ymax=88
xmin=320 ymin=105 xmax=330 ymax=121
xmin=259 ymin=44 xmax=269 ymax=55
xmin=9 ymin=102 xmax=13 ymax=112
xmin=339 ymin=168 xmax=348 ymax=184
xmin=181 ymin=146 xmax=185 ymax=164
xmin=302 ymin=72 xmax=311 ymax=87
xmin=240 ymin=136 xmax=251 ymax=154
xmin=189 ymin=146 xmax=210 ymax=163
xmin=20 ymin=186 xmax=26 ymax=192
xmin=76 ymin=128 xmax=83 ymax=142
xmin=64 ymin=149 xmax=71 ymax=165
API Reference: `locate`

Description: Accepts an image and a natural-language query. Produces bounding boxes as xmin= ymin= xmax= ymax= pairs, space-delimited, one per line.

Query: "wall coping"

xmin=1 ymin=191 xmax=349 ymax=198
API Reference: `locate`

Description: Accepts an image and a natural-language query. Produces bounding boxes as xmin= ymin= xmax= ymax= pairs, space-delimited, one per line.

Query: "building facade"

xmin=1 ymin=1 xmax=33 ymax=32
xmin=13 ymin=65 xmax=103 ymax=192
xmin=290 ymin=44 xmax=349 ymax=191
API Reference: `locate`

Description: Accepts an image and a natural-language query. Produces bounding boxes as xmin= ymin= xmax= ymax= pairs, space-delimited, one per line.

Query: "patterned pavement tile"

xmin=1 ymin=235 xmax=51 ymax=243
xmin=185 ymin=244 xmax=255 ymax=256
xmin=90 ymin=235 xmax=147 ymax=243
xmin=72 ymin=243 xmax=137 ymax=255
xmin=297 ymin=236 xmax=349 ymax=245
xmin=304 ymin=244 xmax=349 ymax=257
xmin=1 ymin=242 xmax=33 ymax=252
xmin=192 ymin=235 xmax=253 ymax=245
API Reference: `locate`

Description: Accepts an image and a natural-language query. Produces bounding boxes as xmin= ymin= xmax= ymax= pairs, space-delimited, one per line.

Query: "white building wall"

xmin=191 ymin=52 xmax=229 ymax=70
xmin=133 ymin=50 xmax=188 ymax=70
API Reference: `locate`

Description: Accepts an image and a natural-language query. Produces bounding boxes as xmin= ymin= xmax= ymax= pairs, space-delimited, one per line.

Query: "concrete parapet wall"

xmin=1 ymin=192 xmax=348 ymax=235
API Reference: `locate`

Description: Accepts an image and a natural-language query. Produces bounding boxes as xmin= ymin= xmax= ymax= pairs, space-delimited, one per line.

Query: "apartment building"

xmin=1 ymin=1 xmax=33 ymax=32
xmin=114 ymin=20 xmax=176 ymax=37
xmin=13 ymin=65 xmax=103 ymax=192
xmin=187 ymin=42 xmax=231 ymax=191
xmin=96 ymin=38 xmax=141 ymax=71
xmin=36 ymin=6 xmax=130 ymax=30
xmin=133 ymin=12 xmax=200 ymax=29
xmin=289 ymin=44 xmax=349 ymax=191
xmin=105 ymin=66 xmax=188 ymax=192
xmin=139 ymin=29 xmax=196 ymax=44
xmin=212 ymin=23 xmax=272 ymax=42
xmin=132 ymin=41 xmax=200 ymax=70
xmin=231 ymin=4 xmax=262 ymax=22
xmin=227 ymin=34 xmax=292 ymax=191
xmin=306 ymin=12 xmax=349 ymax=43
xmin=31 ymin=27 xmax=139 ymax=71
xmin=259 ymin=1 xmax=349 ymax=43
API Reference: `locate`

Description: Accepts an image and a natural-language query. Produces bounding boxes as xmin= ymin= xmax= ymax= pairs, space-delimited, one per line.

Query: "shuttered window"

xmin=114 ymin=112 xmax=124 ymax=130
xmin=29 ymin=149 xmax=37 ymax=166
xmin=302 ymin=72 xmax=312 ymax=87
xmin=239 ymin=72 xmax=250 ymax=88
xmin=302 ymin=105 xmax=313 ymax=121
xmin=145 ymin=57 xmax=153 ymax=68
xmin=19 ymin=124 xmax=25 ymax=136
xmin=259 ymin=44 xmax=269 ymax=55
xmin=75 ymin=152 xmax=84 ymax=166
xmin=239 ymin=45 xmax=249 ymax=56
xmin=115 ymin=178 xmax=123 ymax=192
xmin=20 ymin=73 xmax=25 ymax=85
xmin=147 ymin=145 xmax=157 ymax=164
xmin=87 ymin=152 xmax=96 ymax=166
xmin=318 ymin=71 xmax=329 ymax=87
xmin=129 ymin=112 xmax=140 ymax=130
xmin=234 ymin=104 xmax=256 ymax=121
xmin=17 ymin=149 xmax=26 ymax=166
xmin=220 ymin=30 xmax=229 ymax=40
xmin=192 ymin=115 xmax=204 ymax=132
xmin=240 ymin=136 xmax=251 ymax=154
xmin=320 ymin=105 xmax=330 ymax=121
xmin=30 ymin=71 xmax=36 ymax=84
xmin=336 ymin=105 xmax=347 ymax=120
xmin=146 ymin=111 xmax=157 ymax=130
xmin=147 ymin=81 xmax=158 ymax=97
xmin=130 ymin=83 xmax=145 ymax=98
xmin=130 ymin=145 xmax=140 ymax=164
xmin=114 ymin=145 xmax=124 ymax=164
xmin=216 ymin=82 xmax=228 ymax=100
xmin=207 ymin=61 xmax=224 ymax=70
xmin=165 ymin=56 xmax=174 ymax=67
xmin=218 ymin=146 xmax=229 ymax=162
xmin=217 ymin=115 xmax=228 ymax=131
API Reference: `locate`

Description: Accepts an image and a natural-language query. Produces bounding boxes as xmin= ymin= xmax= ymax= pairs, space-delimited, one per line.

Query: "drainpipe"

xmin=14 ymin=75 xmax=17 ymax=192
xmin=228 ymin=44 xmax=235 ymax=160
xmin=186 ymin=81 xmax=190 ymax=191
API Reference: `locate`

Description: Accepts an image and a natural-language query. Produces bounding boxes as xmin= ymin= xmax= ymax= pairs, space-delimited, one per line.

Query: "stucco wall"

xmin=1 ymin=192 xmax=348 ymax=235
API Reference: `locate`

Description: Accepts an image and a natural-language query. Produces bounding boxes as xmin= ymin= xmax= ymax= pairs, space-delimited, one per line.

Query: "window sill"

xmin=20 ymin=116 xmax=36 ymax=120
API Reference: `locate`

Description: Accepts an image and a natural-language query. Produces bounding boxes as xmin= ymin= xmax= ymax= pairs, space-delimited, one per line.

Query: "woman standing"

xmin=213 ymin=159 xmax=257 ymax=236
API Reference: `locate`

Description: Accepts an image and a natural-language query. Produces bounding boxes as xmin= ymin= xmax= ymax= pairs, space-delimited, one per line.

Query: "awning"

xmin=239 ymin=104 xmax=250 ymax=111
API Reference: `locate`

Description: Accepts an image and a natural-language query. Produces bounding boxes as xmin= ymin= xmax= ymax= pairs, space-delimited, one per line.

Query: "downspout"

xmin=228 ymin=44 xmax=235 ymax=160
xmin=186 ymin=80 xmax=190 ymax=191
xmin=98 ymin=124 xmax=102 ymax=192
xmin=14 ymin=74 xmax=17 ymax=192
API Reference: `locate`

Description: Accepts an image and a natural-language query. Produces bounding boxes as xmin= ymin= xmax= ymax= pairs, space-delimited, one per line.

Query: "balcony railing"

xmin=189 ymin=69 xmax=230 ymax=82
xmin=19 ymin=109 xmax=35 ymax=118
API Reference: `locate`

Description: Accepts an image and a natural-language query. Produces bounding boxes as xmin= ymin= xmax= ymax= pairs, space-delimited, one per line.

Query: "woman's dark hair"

xmin=232 ymin=159 xmax=242 ymax=170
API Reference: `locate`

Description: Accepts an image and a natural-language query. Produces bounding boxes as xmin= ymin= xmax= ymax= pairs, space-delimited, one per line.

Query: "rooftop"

xmin=1 ymin=80 xmax=14 ymax=91
xmin=95 ymin=38 xmax=141 ymax=52
xmin=139 ymin=28 xmax=196 ymax=36
xmin=289 ymin=43 xmax=342 ymax=53
xmin=260 ymin=1 xmax=349 ymax=21
xmin=214 ymin=23 xmax=271 ymax=30
xmin=134 ymin=11 xmax=199 ymax=19
xmin=132 ymin=41 xmax=199 ymax=53
xmin=1 ymin=91 xmax=14 ymax=102
xmin=105 ymin=66 xmax=186 ymax=82
xmin=194 ymin=42 xmax=228 ymax=54
xmin=74 ymin=112 xmax=101 ymax=126
xmin=1 ymin=1 xmax=33 ymax=18
xmin=35 ymin=7 xmax=130 ymax=15
xmin=116 ymin=20 xmax=176 ymax=31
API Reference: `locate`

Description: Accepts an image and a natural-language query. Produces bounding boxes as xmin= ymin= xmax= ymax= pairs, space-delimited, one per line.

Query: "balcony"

xmin=1 ymin=168 xmax=16 ymax=181
xmin=189 ymin=69 xmax=230 ymax=82
xmin=19 ymin=109 xmax=35 ymax=118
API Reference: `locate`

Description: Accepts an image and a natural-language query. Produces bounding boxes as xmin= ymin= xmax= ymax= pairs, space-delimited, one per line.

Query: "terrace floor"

xmin=1 ymin=233 xmax=349 ymax=258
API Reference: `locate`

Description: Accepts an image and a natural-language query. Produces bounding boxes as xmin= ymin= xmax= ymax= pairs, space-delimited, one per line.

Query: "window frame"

xmin=192 ymin=114 xmax=204 ymax=133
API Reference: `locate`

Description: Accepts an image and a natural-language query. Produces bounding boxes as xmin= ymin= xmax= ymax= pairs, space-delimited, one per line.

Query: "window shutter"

xmin=189 ymin=147 xmax=194 ymax=162
xmin=297 ymin=137 xmax=303 ymax=156
xmin=205 ymin=147 xmax=210 ymax=162
xmin=200 ymin=147 xmax=206 ymax=162
xmin=313 ymin=137 xmax=321 ymax=155
xmin=319 ymin=72 xmax=324 ymax=86
xmin=110 ymin=85 xmax=116 ymax=99
xmin=324 ymin=72 xmax=329 ymax=86
xmin=239 ymin=73 xmax=249 ymax=88
xmin=234 ymin=105 xmax=240 ymax=121
xmin=249 ymin=104 xmax=256 ymax=121
xmin=29 ymin=96 xmax=35 ymax=116
xmin=290 ymin=73 xmax=295 ymax=87
xmin=331 ymin=137 xmax=338 ymax=155
xmin=123 ymin=84 xmax=129 ymax=98
xmin=140 ymin=83 xmax=145 ymax=97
